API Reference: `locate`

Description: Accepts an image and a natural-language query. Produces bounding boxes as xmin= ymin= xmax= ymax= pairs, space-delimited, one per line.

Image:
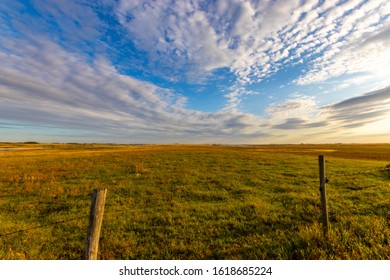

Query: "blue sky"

xmin=1 ymin=0 xmax=390 ymax=144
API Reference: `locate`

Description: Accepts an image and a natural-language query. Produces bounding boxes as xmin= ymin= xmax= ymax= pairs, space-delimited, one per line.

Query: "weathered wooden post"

xmin=85 ymin=188 xmax=107 ymax=260
xmin=318 ymin=155 xmax=329 ymax=238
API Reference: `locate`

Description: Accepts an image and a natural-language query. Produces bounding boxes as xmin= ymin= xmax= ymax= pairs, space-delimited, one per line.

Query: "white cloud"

xmin=266 ymin=95 xmax=318 ymax=124
xmin=264 ymin=85 xmax=390 ymax=141
xmin=0 ymin=36 xmax=268 ymax=142
xmin=115 ymin=0 xmax=390 ymax=112
xmin=324 ymin=85 xmax=390 ymax=129
xmin=295 ymin=0 xmax=390 ymax=85
xmin=10 ymin=0 xmax=386 ymax=113
xmin=115 ymin=0 xmax=304 ymax=81
xmin=2 ymin=0 xmax=390 ymax=143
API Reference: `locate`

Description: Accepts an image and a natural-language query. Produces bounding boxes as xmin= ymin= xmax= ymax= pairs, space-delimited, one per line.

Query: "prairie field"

xmin=0 ymin=143 xmax=389 ymax=260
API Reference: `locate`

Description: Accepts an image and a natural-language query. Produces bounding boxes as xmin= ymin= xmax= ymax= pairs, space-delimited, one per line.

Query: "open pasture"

xmin=0 ymin=143 xmax=389 ymax=259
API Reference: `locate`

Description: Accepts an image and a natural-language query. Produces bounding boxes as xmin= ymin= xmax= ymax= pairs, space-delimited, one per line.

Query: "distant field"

xmin=0 ymin=143 xmax=389 ymax=259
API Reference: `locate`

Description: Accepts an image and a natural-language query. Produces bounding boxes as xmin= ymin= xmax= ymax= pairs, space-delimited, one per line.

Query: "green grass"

xmin=0 ymin=143 xmax=389 ymax=259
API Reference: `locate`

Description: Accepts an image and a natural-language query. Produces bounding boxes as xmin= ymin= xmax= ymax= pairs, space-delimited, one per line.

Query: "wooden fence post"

xmin=85 ymin=188 xmax=107 ymax=260
xmin=318 ymin=155 xmax=329 ymax=238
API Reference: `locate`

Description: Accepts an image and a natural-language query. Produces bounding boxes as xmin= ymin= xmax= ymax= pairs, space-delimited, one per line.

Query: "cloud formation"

xmin=325 ymin=85 xmax=390 ymax=128
xmin=114 ymin=0 xmax=390 ymax=110
xmin=1 ymin=0 xmax=390 ymax=143
xmin=0 ymin=35 xmax=268 ymax=142
xmin=266 ymin=85 xmax=390 ymax=133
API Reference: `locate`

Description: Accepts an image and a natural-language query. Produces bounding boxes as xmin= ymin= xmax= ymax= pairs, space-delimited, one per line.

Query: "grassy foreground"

xmin=0 ymin=143 xmax=389 ymax=260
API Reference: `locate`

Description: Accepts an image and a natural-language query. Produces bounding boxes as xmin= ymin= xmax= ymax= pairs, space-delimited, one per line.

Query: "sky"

xmin=1 ymin=0 xmax=390 ymax=144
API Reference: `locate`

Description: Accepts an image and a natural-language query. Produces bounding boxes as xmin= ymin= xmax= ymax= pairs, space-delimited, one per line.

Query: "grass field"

xmin=0 ymin=143 xmax=389 ymax=260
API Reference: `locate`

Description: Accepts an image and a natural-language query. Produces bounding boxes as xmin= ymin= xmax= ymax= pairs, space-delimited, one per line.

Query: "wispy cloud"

xmin=0 ymin=35 xmax=268 ymax=142
xmin=272 ymin=118 xmax=328 ymax=130
xmin=1 ymin=0 xmax=390 ymax=143
xmin=294 ymin=0 xmax=390 ymax=85
xmin=265 ymin=85 xmax=390 ymax=135
xmin=115 ymin=0 xmax=390 ymax=91
xmin=324 ymin=85 xmax=390 ymax=128
xmin=266 ymin=95 xmax=318 ymax=123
